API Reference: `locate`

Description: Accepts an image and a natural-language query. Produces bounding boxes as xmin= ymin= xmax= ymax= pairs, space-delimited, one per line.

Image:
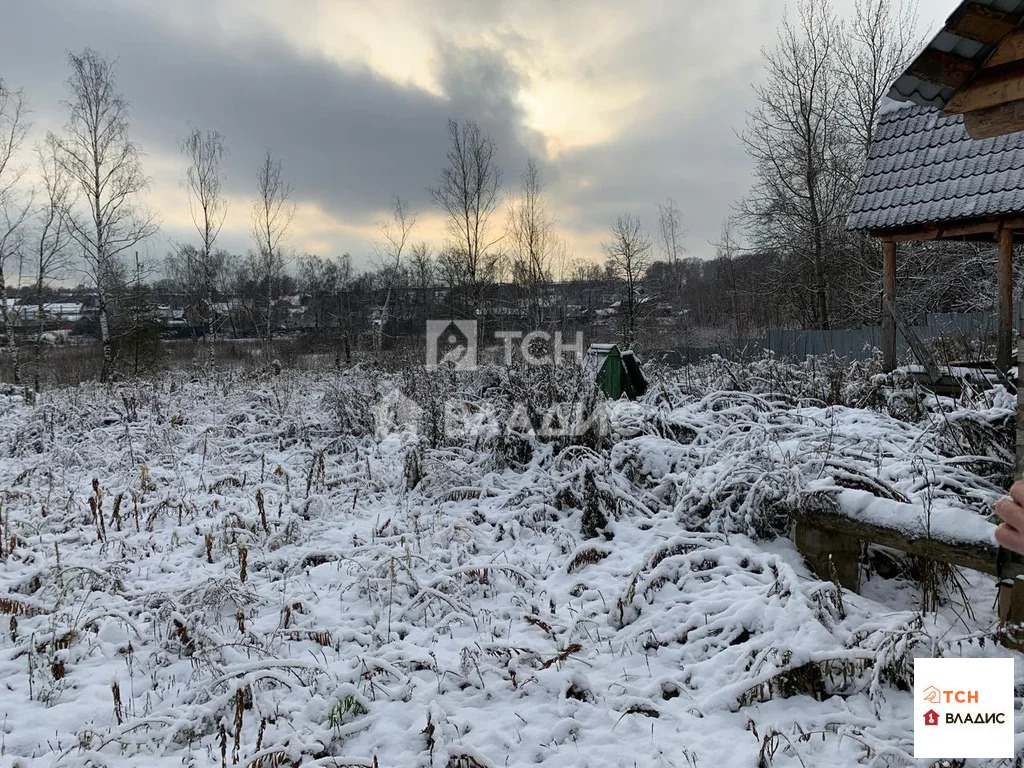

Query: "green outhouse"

xmin=587 ymin=343 xmax=648 ymax=400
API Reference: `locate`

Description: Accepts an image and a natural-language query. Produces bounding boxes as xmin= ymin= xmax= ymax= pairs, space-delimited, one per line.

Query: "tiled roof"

xmin=846 ymin=104 xmax=1024 ymax=232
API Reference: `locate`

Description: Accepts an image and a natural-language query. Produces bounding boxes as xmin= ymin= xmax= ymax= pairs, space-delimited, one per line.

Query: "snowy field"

xmin=0 ymin=355 xmax=1020 ymax=767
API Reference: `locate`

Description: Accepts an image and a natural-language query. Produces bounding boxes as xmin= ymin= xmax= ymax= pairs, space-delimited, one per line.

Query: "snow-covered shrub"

xmin=0 ymin=358 xmax=1017 ymax=766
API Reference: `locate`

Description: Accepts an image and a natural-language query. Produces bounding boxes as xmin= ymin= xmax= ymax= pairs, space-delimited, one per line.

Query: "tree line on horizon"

xmin=0 ymin=0 xmax=1009 ymax=386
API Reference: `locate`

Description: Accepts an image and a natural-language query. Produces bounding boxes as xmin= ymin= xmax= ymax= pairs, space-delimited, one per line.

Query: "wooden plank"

xmin=986 ymin=26 xmax=1024 ymax=68
xmin=964 ymin=98 xmax=1024 ymax=138
xmin=793 ymin=509 xmax=1024 ymax=579
xmin=998 ymin=228 xmax=1015 ymax=372
xmin=1018 ymin=333 xmax=1024 ymax=479
xmin=882 ymin=241 xmax=897 ymax=373
xmin=948 ymin=2 xmax=1019 ymax=46
xmin=947 ymin=59 xmax=1024 ymax=113
xmin=876 ymin=220 xmax=997 ymax=242
xmin=909 ymin=48 xmax=979 ymax=90
xmin=874 ymin=217 xmax=1024 ymax=242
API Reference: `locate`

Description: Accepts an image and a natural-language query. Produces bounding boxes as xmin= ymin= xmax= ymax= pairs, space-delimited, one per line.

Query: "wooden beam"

xmin=792 ymin=508 xmax=1024 ymax=579
xmin=999 ymin=228 xmax=1015 ymax=372
xmin=986 ymin=26 xmax=1024 ymax=68
xmin=948 ymin=2 xmax=1019 ymax=46
xmin=908 ymin=48 xmax=978 ymax=90
xmin=876 ymin=219 xmax=1002 ymax=243
xmin=1018 ymin=332 xmax=1024 ymax=478
xmin=964 ymin=98 xmax=1024 ymax=138
xmin=947 ymin=59 xmax=1024 ymax=114
xmin=882 ymin=241 xmax=897 ymax=373
xmin=872 ymin=216 xmax=1024 ymax=243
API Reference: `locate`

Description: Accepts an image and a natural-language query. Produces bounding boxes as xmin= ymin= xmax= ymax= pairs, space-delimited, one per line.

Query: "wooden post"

xmin=882 ymin=240 xmax=897 ymax=373
xmin=998 ymin=228 xmax=1014 ymax=372
xmin=998 ymin=575 xmax=1024 ymax=650
xmin=794 ymin=521 xmax=861 ymax=592
xmin=1018 ymin=330 xmax=1024 ymax=479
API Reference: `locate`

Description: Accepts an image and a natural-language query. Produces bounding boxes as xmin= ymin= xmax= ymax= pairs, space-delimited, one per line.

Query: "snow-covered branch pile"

xmin=0 ymin=357 xmax=1019 ymax=767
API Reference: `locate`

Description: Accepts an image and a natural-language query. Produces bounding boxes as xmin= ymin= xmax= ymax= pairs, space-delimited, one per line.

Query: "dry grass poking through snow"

xmin=0 ymin=357 xmax=1018 ymax=767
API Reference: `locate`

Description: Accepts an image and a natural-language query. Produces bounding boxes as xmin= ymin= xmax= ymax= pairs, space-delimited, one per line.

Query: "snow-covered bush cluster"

xmin=0 ymin=356 xmax=1019 ymax=767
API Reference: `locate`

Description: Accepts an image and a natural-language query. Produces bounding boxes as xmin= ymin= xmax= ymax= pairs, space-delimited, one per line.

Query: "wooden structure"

xmin=793 ymin=506 xmax=1024 ymax=593
xmin=830 ymin=1 xmax=1024 ymax=634
xmin=849 ymin=0 xmax=1024 ymax=378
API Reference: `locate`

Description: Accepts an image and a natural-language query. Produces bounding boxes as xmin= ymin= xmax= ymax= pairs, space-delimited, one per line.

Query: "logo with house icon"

xmin=425 ymin=320 xmax=477 ymax=370
xmin=923 ymin=686 xmax=941 ymax=704
xmin=923 ymin=710 xmax=940 ymax=727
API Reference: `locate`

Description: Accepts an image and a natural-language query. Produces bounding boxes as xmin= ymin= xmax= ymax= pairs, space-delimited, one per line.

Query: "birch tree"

xmin=507 ymin=157 xmax=559 ymax=326
xmin=373 ymin=195 xmax=415 ymax=352
xmin=50 ymin=49 xmax=158 ymax=382
xmin=181 ymin=126 xmax=227 ymax=347
xmin=31 ymin=143 xmax=74 ymax=390
xmin=657 ymin=198 xmax=685 ymax=266
xmin=249 ymin=150 xmax=294 ymax=341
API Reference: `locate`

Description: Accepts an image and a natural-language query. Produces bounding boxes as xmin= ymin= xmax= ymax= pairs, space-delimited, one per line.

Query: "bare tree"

xmin=603 ymin=214 xmax=652 ymax=348
xmin=654 ymin=196 xmax=687 ymax=304
xmin=507 ymin=157 xmax=560 ymax=325
xmin=567 ymin=258 xmax=606 ymax=284
xmin=372 ymin=195 xmax=415 ymax=352
xmin=833 ymin=0 xmax=920 ymax=326
xmin=31 ymin=143 xmax=74 ymax=389
xmin=50 ymin=49 xmax=158 ymax=381
xmin=250 ymin=150 xmax=294 ymax=341
xmin=181 ymin=126 xmax=228 ymax=348
xmin=0 ymin=81 xmax=30 ymax=383
xmin=429 ymin=119 xmax=502 ymax=315
xmin=408 ymin=241 xmax=435 ymax=319
xmin=835 ymin=0 xmax=920 ymax=161
xmin=657 ymin=197 xmax=685 ymax=266
xmin=296 ymin=253 xmax=337 ymax=331
xmin=739 ymin=1 xmax=848 ymax=330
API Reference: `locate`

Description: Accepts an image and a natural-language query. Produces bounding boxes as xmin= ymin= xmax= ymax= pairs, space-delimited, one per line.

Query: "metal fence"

xmin=663 ymin=312 xmax=1000 ymax=366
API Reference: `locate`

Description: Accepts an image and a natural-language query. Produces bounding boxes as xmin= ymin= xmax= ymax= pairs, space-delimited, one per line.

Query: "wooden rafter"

xmin=947 ymin=58 xmax=1024 ymax=113
xmin=908 ymin=48 xmax=979 ymax=90
xmin=985 ymin=26 xmax=1024 ymax=68
xmin=963 ymin=97 xmax=1024 ymax=138
xmin=948 ymin=2 xmax=1019 ymax=46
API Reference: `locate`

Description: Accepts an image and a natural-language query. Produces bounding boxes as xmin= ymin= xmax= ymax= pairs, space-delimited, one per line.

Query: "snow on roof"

xmin=847 ymin=104 xmax=1024 ymax=232
xmin=877 ymin=96 xmax=915 ymax=117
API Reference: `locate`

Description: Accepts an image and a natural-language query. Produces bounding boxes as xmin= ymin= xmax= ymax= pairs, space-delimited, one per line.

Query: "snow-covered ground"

xmin=0 ymin=356 xmax=1019 ymax=767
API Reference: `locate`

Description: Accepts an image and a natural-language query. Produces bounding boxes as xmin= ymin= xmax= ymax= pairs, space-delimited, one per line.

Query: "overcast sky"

xmin=0 ymin=0 xmax=954 ymax=275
